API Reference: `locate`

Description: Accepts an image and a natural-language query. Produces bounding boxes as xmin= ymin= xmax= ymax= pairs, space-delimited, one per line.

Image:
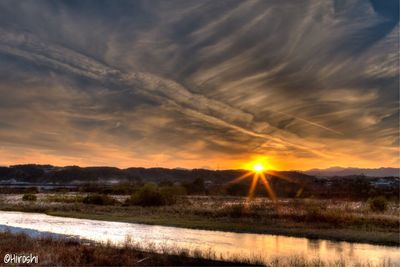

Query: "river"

xmin=0 ymin=211 xmax=398 ymax=265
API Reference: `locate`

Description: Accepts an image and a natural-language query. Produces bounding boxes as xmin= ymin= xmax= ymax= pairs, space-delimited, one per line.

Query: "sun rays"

xmin=228 ymin=160 xmax=278 ymax=201
xmin=228 ymin=158 xmax=300 ymax=202
xmin=240 ymin=170 xmax=277 ymax=201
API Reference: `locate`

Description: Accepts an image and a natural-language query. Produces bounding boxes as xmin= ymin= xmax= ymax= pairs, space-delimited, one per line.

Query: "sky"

xmin=0 ymin=0 xmax=398 ymax=170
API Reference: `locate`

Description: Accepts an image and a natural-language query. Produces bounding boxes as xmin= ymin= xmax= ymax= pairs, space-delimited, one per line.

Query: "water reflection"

xmin=307 ymin=239 xmax=321 ymax=250
xmin=0 ymin=211 xmax=398 ymax=265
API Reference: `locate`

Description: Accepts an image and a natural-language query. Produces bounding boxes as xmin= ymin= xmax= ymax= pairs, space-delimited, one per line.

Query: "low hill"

xmin=303 ymin=167 xmax=399 ymax=178
xmin=0 ymin=164 xmax=314 ymax=185
xmin=1 ymin=164 xmax=398 ymax=200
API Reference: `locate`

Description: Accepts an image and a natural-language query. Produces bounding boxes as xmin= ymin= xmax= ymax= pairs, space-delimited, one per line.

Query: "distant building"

xmin=371 ymin=179 xmax=394 ymax=188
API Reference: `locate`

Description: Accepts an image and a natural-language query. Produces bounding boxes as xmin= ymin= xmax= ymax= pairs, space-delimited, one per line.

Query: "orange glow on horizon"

xmin=0 ymin=148 xmax=397 ymax=171
xmin=242 ymin=156 xmax=275 ymax=171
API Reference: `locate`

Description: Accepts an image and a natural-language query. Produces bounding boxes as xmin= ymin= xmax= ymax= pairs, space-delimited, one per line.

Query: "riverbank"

xmin=0 ymin=194 xmax=399 ymax=246
xmin=2 ymin=231 xmax=394 ymax=267
xmin=45 ymin=210 xmax=398 ymax=246
xmin=0 ymin=232 xmax=261 ymax=266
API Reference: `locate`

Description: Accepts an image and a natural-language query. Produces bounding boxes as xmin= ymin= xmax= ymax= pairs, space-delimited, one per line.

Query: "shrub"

xmin=82 ymin=194 xmax=116 ymax=205
xmin=79 ymin=184 xmax=101 ymax=193
xmin=25 ymin=187 xmax=39 ymax=194
xmin=225 ymin=183 xmax=247 ymax=196
xmin=22 ymin=193 xmax=37 ymax=201
xmin=228 ymin=204 xmax=247 ymax=218
xmin=303 ymin=200 xmax=324 ymax=222
xmin=125 ymin=183 xmax=187 ymax=207
xmin=110 ymin=182 xmax=139 ymax=195
xmin=182 ymin=178 xmax=206 ymax=194
xmin=160 ymin=185 xmax=186 ymax=205
xmin=46 ymin=194 xmax=83 ymax=203
xmin=125 ymin=183 xmax=166 ymax=206
xmin=368 ymin=196 xmax=387 ymax=212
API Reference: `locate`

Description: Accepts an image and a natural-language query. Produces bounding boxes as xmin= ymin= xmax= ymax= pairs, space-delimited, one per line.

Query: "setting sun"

xmin=253 ymin=163 xmax=265 ymax=173
xmin=230 ymin=157 xmax=279 ymax=201
xmin=241 ymin=156 xmax=274 ymax=172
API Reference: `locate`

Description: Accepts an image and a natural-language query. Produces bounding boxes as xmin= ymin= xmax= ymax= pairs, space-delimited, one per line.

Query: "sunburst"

xmin=228 ymin=162 xmax=275 ymax=201
xmin=227 ymin=158 xmax=301 ymax=202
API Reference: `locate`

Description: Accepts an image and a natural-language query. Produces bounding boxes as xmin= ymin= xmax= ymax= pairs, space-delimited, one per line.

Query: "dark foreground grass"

xmin=0 ymin=232 xmax=395 ymax=267
xmin=0 ymin=232 xmax=261 ymax=266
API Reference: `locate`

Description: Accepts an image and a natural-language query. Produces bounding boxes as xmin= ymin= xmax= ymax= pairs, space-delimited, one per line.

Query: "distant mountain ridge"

xmin=303 ymin=167 xmax=399 ymax=177
xmin=0 ymin=164 xmax=315 ymax=185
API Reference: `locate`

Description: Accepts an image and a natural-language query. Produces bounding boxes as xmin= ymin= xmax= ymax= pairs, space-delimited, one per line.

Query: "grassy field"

xmin=0 ymin=194 xmax=399 ymax=246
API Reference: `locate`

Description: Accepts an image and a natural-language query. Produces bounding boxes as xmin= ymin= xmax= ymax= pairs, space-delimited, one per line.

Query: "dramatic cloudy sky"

xmin=0 ymin=0 xmax=398 ymax=170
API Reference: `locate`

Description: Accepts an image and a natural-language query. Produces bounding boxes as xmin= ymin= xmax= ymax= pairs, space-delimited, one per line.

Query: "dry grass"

xmin=267 ymin=255 xmax=394 ymax=267
xmin=0 ymin=232 xmax=394 ymax=267
xmin=0 ymin=231 xmax=263 ymax=266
